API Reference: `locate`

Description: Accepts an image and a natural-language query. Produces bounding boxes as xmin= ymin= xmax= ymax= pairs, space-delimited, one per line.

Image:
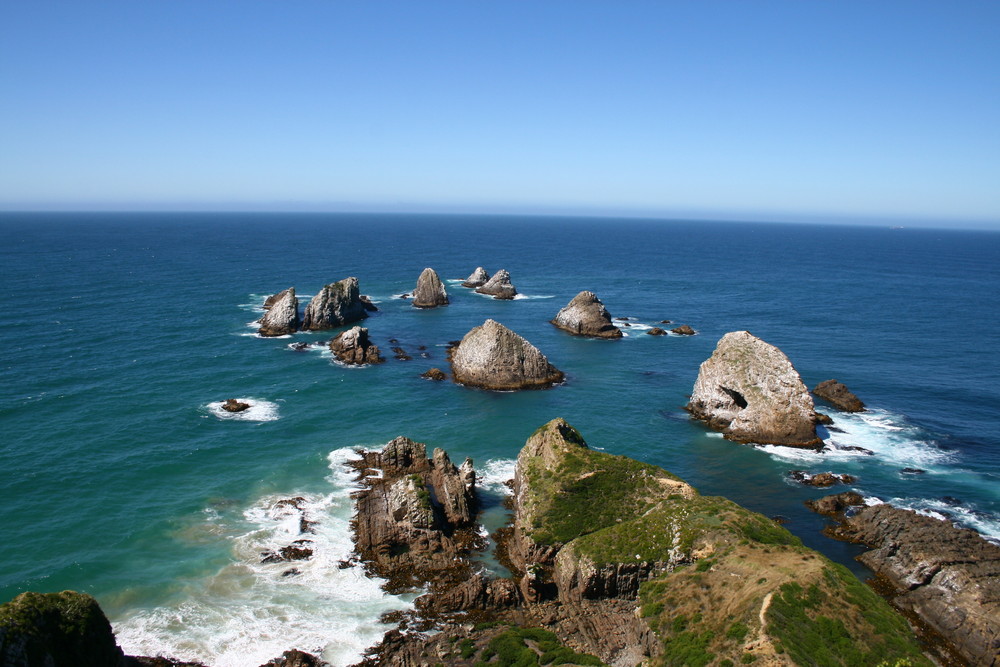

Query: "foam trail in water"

xmin=115 ymin=448 xmax=410 ymax=666
xmin=478 ymin=458 xmax=516 ymax=495
xmin=206 ymin=399 xmax=281 ymax=422
xmin=887 ymin=496 xmax=1000 ymax=544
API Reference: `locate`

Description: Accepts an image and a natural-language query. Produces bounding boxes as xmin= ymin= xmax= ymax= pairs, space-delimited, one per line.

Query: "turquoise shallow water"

xmin=1 ymin=212 xmax=998 ymax=664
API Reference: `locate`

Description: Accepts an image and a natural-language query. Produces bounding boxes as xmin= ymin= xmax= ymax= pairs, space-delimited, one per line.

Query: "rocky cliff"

xmin=475 ymin=269 xmax=518 ymax=299
xmin=461 ymin=266 xmax=490 ymax=288
xmin=411 ymin=267 xmax=449 ymax=308
xmin=449 ymin=319 xmax=564 ymax=390
xmin=550 ymin=291 xmax=622 ymax=339
xmin=300 ymin=277 xmax=368 ymax=330
xmin=831 ymin=503 xmax=1000 ymax=666
xmin=257 ymin=288 xmax=300 ymax=337
xmin=687 ymin=331 xmax=820 ymax=447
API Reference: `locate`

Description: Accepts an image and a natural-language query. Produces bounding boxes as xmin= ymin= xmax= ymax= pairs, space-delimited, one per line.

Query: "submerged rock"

xmin=222 ymin=398 xmax=251 ymax=413
xmin=258 ymin=287 xmax=300 ymax=337
xmin=449 ymin=319 xmax=564 ymax=390
xmin=813 ymin=379 xmax=866 ymax=412
xmin=461 ymin=266 xmax=490 ymax=288
xmin=420 ymin=368 xmax=446 ymax=381
xmin=686 ymin=331 xmax=820 ymax=447
xmin=411 ymin=267 xmax=449 ymax=308
xmin=329 ymin=326 xmax=384 ymax=365
xmin=475 ymin=269 xmax=517 ymax=300
xmin=550 ymin=291 xmax=622 ymax=339
xmin=301 ymin=277 xmax=368 ymax=330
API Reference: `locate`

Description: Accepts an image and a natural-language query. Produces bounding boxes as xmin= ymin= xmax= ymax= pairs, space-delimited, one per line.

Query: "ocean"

xmin=1 ymin=212 xmax=998 ymax=665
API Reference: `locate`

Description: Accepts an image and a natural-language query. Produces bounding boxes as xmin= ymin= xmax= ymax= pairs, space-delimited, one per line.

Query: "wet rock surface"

xmin=788 ymin=470 xmax=857 ymax=487
xmin=670 ymin=324 xmax=696 ymax=335
xmin=813 ymin=379 xmax=866 ymax=412
xmin=221 ymin=398 xmax=251 ymax=413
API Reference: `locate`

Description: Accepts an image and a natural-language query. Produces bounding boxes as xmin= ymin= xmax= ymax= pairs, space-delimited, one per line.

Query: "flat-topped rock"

xmin=258 ymin=287 xmax=300 ymax=337
xmin=550 ymin=291 xmax=622 ymax=339
xmin=461 ymin=266 xmax=490 ymax=288
xmin=813 ymin=379 xmax=866 ymax=412
xmin=329 ymin=326 xmax=383 ymax=365
xmin=475 ymin=269 xmax=517 ymax=300
xmin=449 ymin=319 xmax=563 ymax=390
xmin=301 ymin=277 xmax=368 ymax=330
xmin=411 ymin=267 xmax=449 ymax=308
xmin=687 ymin=331 xmax=820 ymax=447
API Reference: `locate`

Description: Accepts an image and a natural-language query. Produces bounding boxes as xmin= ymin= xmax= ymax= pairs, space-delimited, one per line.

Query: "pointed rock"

xmin=449 ymin=319 xmax=563 ymax=390
xmin=813 ymin=379 xmax=865 ymax=412
xmin=411 ymin=267 xmax=449 ymax=308
xmin=550 ymin=291 xmax=622 ymax=338
xmin=258 ymin=287 xmax=300 ymax=337
xmin=461 ymin=266 xmax=490 ymax=288
xmin=475 ymin=269 xmax=518 ymax=300
xmin=686 ymin=331 xmax=820 ymax=447
xmin=328 ymin=326 xmax=384 ymax=365
xmin=301 ymin=277 xmax=368 ymax=330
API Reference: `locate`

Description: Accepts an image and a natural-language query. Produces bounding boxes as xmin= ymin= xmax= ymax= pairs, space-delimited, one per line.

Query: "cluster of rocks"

xmin=458 ymin=266 xmax=518 ymax=299
xmin=258 ymin=278 xmax=376 ymax=338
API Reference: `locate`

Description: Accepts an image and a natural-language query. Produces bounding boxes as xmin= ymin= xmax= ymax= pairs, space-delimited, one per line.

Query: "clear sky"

xmin=1 ymin=1 xmax=998 ymax=227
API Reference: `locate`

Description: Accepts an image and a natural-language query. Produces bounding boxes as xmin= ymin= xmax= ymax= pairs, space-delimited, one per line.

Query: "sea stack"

xmin=461 ymin=266 xmax=490 ymax=288
xmin=449 ymin=319 xmax=563 ymax=390
xmin=300 ymin=277 xmax=368 ymax=330
xmin=475 ymin=269 xmax=518 ymax=300
xmin=687 ymin=331 xmax=820 ymax=447
xmin=813 ymin=379 xmax=866 ymax=412
xmin=411 ymin=267 xmax=449 ymax=308
xmin=550 ymin=291 xmax=622 ymax=339
xmin=329 ymin=326 xmax=384 ymax=365
xmin=258 ymin=287 xmax=300 ymax=337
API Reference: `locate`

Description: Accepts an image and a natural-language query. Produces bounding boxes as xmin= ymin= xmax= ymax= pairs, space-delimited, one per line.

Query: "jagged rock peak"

xmin=687 ymin=331 xmax=820 ymax=447
xmin=461 ymin=266 xmax=490 ymax=288
xmin=258 ymin=287 xmax=300 ymax=337
xmin=518 ymin=417 xmax=589 ymax=472
xmin=475 ymin=269 xmax=518 ymax=300
xmin=329 ymin=326 xmax=384 ymax=365
xmin=301 ymin=277 xmax=368 ymax=330
xmin=813 ymin=379 xmax=866 ymax=412
xmin=449 ymin=319 xmax=564 ymax=390
xmin=411 ymin=267 xmax=449 ymax=308
xmin=550 ymin=291 xmax=622 ymax=339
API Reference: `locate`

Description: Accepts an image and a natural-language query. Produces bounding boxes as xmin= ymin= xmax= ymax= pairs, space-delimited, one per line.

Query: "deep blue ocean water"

xmin=1 ymin=212 xmax=998 ymax=664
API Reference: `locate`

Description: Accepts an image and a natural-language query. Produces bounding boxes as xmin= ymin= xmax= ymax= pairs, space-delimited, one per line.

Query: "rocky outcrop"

xmin=258 ymin=288 xmax=300 ymax=337
xmin=647 ymin=327 xmax=667 ymax=336
xmin=449 ymin=320 xmax=564 ymax=390
xmin=420 ymin=368 xmax=446 ymax=381
xmin=550 ymin=291 xmax=622 ymax=339
xmin=221 ymin=398 xmax=251 ymax=413
xmin=257 ymin=650 xmax=324 ymax=667
xmin=329 ymin=326 xmax=384 ymax=365
xmin=475 ymin=269 xmax=517 ymax=300
xmin=831 ymin=504 xmax=1000 ymax=666
xmin=301 ymin=277 xmax=368 ymax=330
xmin=788 ymin=470 xmax=856 ymax=487
xmin=671 ymin=324 xmax=696 ymax=335
xmin=461 ymin=266 xmax=490 ymax=288
xmin=806 ymin=491 xmax=865 ymax=516
xmin=686 ymin=331 xmax=821 ymax=447
xmin=411 ymin=268 xmax=449 ymax=308
xmin=813 ymin=379 xmax=866 ymax=412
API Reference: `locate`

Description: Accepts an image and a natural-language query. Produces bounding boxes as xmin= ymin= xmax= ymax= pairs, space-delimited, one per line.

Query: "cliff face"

xmin=550 ymin=291 xmax=622 ymax=339
xmin=687 ymin=331 xmax=820 ymax=447
xmin=411 ymin=267 xmax=449 ymax=308
xmin=257 ymin=288 xmax=299 ymax=337
xmin=449 ymin=319 xmax=564 ymax=390
xmin=300 ymin=277 xmax=368 ymax=330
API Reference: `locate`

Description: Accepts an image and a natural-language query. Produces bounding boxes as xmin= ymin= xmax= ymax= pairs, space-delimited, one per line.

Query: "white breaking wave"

xmin=888 ymin=496 xmax=1000 ymax=544
xmin=478 ymin=458 xmax=516 ymax=494
xmin=115 ymin=448 xmax=411 ymax=666
xmin=206 ymin=398 xmax=281 ymax=422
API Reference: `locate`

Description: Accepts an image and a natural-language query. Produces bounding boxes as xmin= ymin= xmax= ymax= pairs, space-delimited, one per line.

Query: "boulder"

xmin=359 ymin=295 xmax=379 ymax=312
xmin=258 ymin=288 xmax=299 ymax=337
xmin=449 ymin=319 xmax=564 ymax=390
xmin=831 ymin=504 xmax=1000 ymax=666
xmin=550 ymin=291 xmax=622 ymax=339
xmin=411 ymin=267 xmax=449 ymax=308
xmin=257 ymin=650 xmax=324 ymax=667
xmin=461 ymin=266 xmax=490 ymax=288
xmin=813 ymin=379 xmax=866 ymax=412
xmin=814 ymin=411 xmax=834 ymax=425
xmin=221 ymin=398 xmax=251 ymax=413
xmin=475 ymin=269 xmax=518 ymax=300
xmin=301 ymin=277 xmax=368 ymax=330
xmin=805 ymin=491 xmax=865 ymax=516
xmin=671 ymin=324 xmax=696 ymax=335
xmin=329 ymin=326 xmax=384 ymax=365
xmin=420 ymin=368 xmax=447 ymax=381
xmin=788 ymin=470 xmax=856 ymax=487
xmin=647 ymin=327 xmax=667 ymax=336
xmin=686 ymin=331 xmax=820 ymax=447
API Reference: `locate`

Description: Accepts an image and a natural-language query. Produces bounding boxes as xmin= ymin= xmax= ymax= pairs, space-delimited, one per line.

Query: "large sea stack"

xmin=449 ymin=319 xmax=563 ymax=390
xmin=300 ymin=277 xmax=368 ymax=330
xmin=550 ymin=291 xmax=622 ymax=339
xmin=411 ymin=267 xmax=449 ymax=308
xmin=474 ymin=269 xmax=517 ymax=300
xmin=461 ymin=266 xmax=490 ymax=288
xmin=687 ymin=330 xmax=820 ymax=447
xmin=257 ymin=287 xmax=300 ymax=337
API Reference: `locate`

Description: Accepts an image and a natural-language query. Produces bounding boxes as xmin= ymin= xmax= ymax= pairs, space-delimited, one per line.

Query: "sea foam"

xmin=206 ymin=398 xmax=280 ymax=422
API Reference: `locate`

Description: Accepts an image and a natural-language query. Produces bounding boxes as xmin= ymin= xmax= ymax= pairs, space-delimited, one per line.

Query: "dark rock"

xmin=687 ymin=331 xmax=820 ymax=447
xmin=813 ymin=379 xmax=866 ymax=412
xmin=788 ymin=470 xmax=856 ymax=487
xmin=461 ymin=266 xmax=490 ymax=288
xmin=301 ymin=277 xmax=368 ymax=330
xmin=901 ymin=467 xmax=926 ymax=475
xmin=814 ymin=411 xmax=834 ymax=425
xmin=257 ymin=649 xmax=324 ymax=667
xmin=550 ymin=291 xmax=622 ymax=338
xmin=411 ymin=267 xmax=449 ymax=308
xmin=659 ymin=320 xmax=672 ymax=324
xmin=258 ymin=288 xmax=300 ymax=337
xmin=421 ymin=368 xmax=447 ymax=381
xmin=671 ymin=324 xmax=696 ymax=335
xmin=806 ymin=491 xmax=865 ymax=516
xmin=288 ymin=342 xmax=310 ymax=351
xmin=391 ymin=346 xmax=411 ymax=361
xmin=841 ymin=445 xmax=874 ymax=455
xmin=222 ymin=398 xmax=251 ymax=413
xmin=449 ymin=319 xmax=564 ymax=390
xmin=359 ymin=295 xmax=379 ymax=312
xmin=280 ymin=569 xmax=300 ymax=578
xmin=475 ymin=269 xmax=518 ymax=300
xmin=260 ymin=540 xmax=314 ymax=563
xmin=647 ymin=327 xmax=667 ymax=336
xmin=329 ymin=326 xmax=384 ymax=365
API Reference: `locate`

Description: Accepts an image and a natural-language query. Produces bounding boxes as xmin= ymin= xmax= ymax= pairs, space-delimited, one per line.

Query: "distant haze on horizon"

xmin=1 ymin=1 xmax=998 ymax=229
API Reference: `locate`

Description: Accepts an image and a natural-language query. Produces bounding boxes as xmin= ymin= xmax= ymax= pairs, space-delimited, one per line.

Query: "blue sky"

xmin=1 ymin=1 xmax=998 ymax=226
